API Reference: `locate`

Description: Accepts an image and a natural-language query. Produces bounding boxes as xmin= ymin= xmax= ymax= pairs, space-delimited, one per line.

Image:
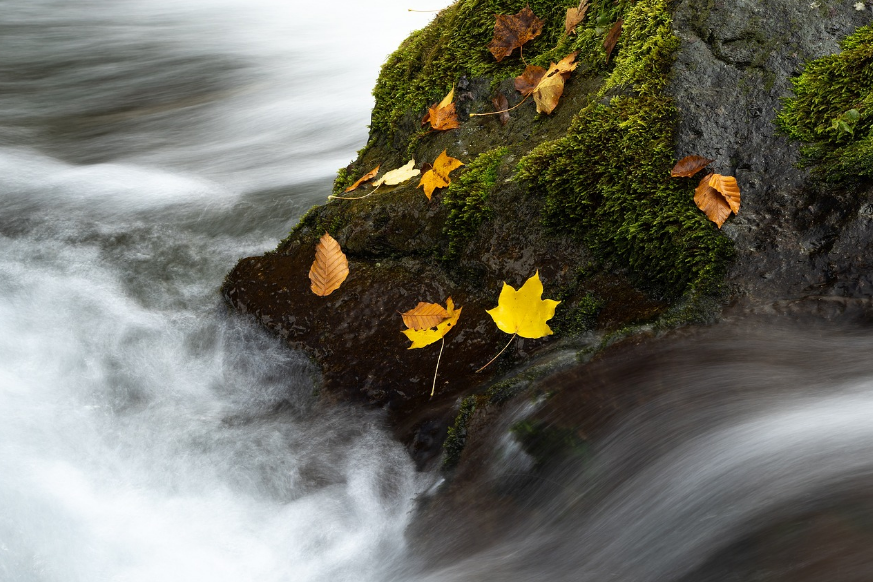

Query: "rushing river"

xmin=4 ymin=1 xmax=873 ymax=580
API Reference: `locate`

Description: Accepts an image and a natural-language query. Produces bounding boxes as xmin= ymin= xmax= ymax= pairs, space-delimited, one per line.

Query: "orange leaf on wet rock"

xmin=423 ymin=87 xmax=460 ymax=131
xmin=309 ymin=232 xmax=349 ymax=296
xmin=694 ymin=173 xmax=741 ymax=228
xmin=401 ymin=298 xmax=462 ymax=349
xmin=488 ymin=6 xmax=544 ymax=62
xmin=671 ymin=155 xmax=714 ymax=178
xmin=418 ymin=150 xmax=464 ymax=200
xmin=344 ymin=165 xmax=380 ymax=193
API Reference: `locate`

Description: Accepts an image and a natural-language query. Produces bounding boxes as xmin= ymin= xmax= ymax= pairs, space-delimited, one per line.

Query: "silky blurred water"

xmin=0 ymin=1 xmax=437 ymax=580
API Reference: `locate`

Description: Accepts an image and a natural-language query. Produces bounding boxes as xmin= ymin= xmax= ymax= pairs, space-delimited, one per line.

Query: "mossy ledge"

xmin=223 ymin=0 xmax=873 ymax=465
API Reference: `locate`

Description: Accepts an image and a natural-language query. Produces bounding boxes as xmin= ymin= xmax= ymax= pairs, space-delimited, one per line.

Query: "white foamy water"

xmin=0 ymin=1 xmax=439 ymax=579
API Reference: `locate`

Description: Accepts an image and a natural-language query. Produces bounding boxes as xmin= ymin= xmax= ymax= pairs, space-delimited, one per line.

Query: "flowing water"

xmin=4 ymin=1 xmax=873 ymax=581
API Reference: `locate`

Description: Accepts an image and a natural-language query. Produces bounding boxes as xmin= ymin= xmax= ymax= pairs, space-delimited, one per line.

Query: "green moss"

xmin=517 ymin=0 xmax=734 ymax=299
xmin=510 ymin=420 xmax=588 ymax=466
xmin=370 ymin=0 xmax=639 ymax=145
xmin=442 ymin=146 xmax=507 ymax=259
xmin=551 ymin=293 xmax=602 ymax=336
xmin=776 ymin=24 xmax=873 ymax=182
xmin=442 ymin=395 xmax=478 ymax=471
xmin=332 ymin=167 xmax=354 ymax=196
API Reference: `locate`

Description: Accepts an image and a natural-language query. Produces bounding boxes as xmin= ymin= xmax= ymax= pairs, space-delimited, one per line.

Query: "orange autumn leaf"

xmin=401 ymin=298 xmax=462 ymax=349
xmin=423 ymin=87 xmax=460 ymax=131
xmin=418 ymin=150 xmax=464 ymax=200
xmin=694 ymin=173 xmax=741 ymax=228
xmin=514 ymin=52 xmax=578 ymax=115
xmin=488 ymin=7 xmax=544 ymax=62
xmin=565 ymin=0 xmax=589 ymax=35
xmin=604 ymin=19 xmax=623 ymax=62
xmin=401 ymin=301 xmax=449 ymax=330
xmin=671 ymin=155 xmax=714 ymax=178
xmin=309 ymin=232 xmax=349 ymax=296
xmin=344 ymin=165 xmax=380 ymax=193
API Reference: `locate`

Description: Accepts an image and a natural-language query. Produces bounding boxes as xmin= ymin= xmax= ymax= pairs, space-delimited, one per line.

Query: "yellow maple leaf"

xmin=418 ymin=150 xmax=464 ymax=200
xmin=373 ymin=159 xmax=420 ymax=187
xmin=486 ymin=271 xmax=560 ymax=338
xmin=402 ymin=297 xmax=462 ymax=349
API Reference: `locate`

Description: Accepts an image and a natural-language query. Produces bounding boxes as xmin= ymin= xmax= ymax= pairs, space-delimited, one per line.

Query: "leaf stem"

xmin=469 ymin=95 xmax=530 ymax=117
xmin=475 ymin=333 xmax=517 ymax=373
xmin=328 ymin=185 xmax=382 ymax=201
xmin=430 ymin=337 xmax=445 ymax=399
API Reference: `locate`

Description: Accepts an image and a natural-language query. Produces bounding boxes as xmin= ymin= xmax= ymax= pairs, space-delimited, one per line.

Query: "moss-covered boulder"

xmin=223 ymin=0 xmax=872 ymax=461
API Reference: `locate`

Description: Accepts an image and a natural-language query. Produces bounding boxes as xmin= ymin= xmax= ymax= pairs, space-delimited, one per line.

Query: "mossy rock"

xmin=224 ymin=0 xmax=873 ymax=458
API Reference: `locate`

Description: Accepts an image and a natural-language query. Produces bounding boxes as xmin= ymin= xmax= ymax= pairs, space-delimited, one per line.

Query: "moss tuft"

xmin=517 ymin=0 xmax=734 ymax=299
xmin=443 ymin=146 xmax=508 ymax=259
xmin=332 ymin=167 xmax=354 ymax=196
xmin=442 ymin=395 xmax=478 ymax=471
xmin=776 ymin=24 xmax=873 ymax=182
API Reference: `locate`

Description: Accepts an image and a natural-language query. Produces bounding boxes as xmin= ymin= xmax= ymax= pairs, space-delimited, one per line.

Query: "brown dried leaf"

xmin=565 ymin=0 xmax=589 ymax=35
xmin=488 ymin=7 xmax=544 ymax=62
xmin=604 ymin=19 xmax=623 ymax=62
xmin=426 ymin=87 xmax=460 ymax=131
xmin=670 ymin=155 xmax=714 ymax=178
xmin=344 ymin=165 xmax=380 ymax=193
xmin=492 ymin=94 xmax=510 ymax=125
xmin=401 ymin=301 xmax=449 ymax=330
xmin=694 ymin=174 xmax=731 ymax=228
xmin=418 ymin=150 xmax=464 ymax=200
xmin=514 ymin=52 xmax=578 ymax=115
xmin=309 ymin=232 xmax=349 ymax=296
xmin=709 ymin=173 xmax=741 ymax=213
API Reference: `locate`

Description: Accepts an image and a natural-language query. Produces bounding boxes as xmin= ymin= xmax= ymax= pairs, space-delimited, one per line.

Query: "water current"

xmin=4 ymin=1 xmax=873 ymax=581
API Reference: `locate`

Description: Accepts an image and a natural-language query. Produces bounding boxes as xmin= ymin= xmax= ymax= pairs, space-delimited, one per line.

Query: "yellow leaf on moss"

xmin=402 ymin=298 xmax=462 ymax=349
xmin=418 ymin=150 xmax=464 ymax=200
xmin=486 ymin=271 xmax=560 ymax=338
xmin=373 ymin=160 xmax=420 ymax=187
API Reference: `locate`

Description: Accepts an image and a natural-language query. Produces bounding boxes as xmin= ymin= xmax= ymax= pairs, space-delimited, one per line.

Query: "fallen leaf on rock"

xmin=373 ymin=159 xmax=421 ymax=187
xmin=424 ymin=87 xmax=460 ymax=131
xmin=492 ymin=94 xmax=510 ymax=125
xmin=478 ymin=271 xmax=560 ymax=372
xmin=488 ymin=6 xmax=544 ymax=62
xmin=514 ymin=52 xmax=578 ymax=115
xmin=694 ymin=173 xmax=741 ymax=228
xmin=309 ymin=232 xmax=349 ymax=296
xmin=344 ymin=165 xmax=380 ymax=192
xmin=401 ymin=301 xmax=449 ymax=330
xmin=671 ymin=155 xmax=714 ymax=178
xmin=402 ymin=298 xmax=461 ymax=348
xmin=565 ymin=0 xmax=589 ymax=35
xmin=604 ymin=19 xmax=623 ymax=62
xmin=418 ymin=150 xmax=464 ymax=200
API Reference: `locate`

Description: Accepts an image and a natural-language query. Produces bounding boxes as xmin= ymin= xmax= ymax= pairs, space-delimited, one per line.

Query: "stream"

xmin=3 ymin=1 xmax=873 ymax=580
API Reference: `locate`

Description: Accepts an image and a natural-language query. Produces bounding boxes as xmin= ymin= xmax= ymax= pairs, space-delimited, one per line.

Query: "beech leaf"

xmin=424 ymin=87 xmax=460 ymax=131
xmin=486 ymin=271 xmax=560 ymax=339
xmin=565 ymin=0 xmax=589 ymax=35
xmin=418 ymin=150 xmax=464 ymax=200
xmin=309 ymin=232 xmax=349 ymax=296
xmin=402 ymin=298 xmax=462 ymax=349
xmin=604 ymin=19 xmax=623 ymax=62
xmin=401 ymin=301 xmax=449 ymax=330
xmin=671 ymin=155 xmax=714 ymax=178
xmin=694 ymin=173 xmax=741 ymax=228
xmin=373 ymin=160 xmax=420 ymax=187
xmin=344 ymin=165 xmax=380 ymax=193
xmin=488 ymin=7 xmax=544 ymax=62
xmin=514 ymin=52 xmax=578 ymax=115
